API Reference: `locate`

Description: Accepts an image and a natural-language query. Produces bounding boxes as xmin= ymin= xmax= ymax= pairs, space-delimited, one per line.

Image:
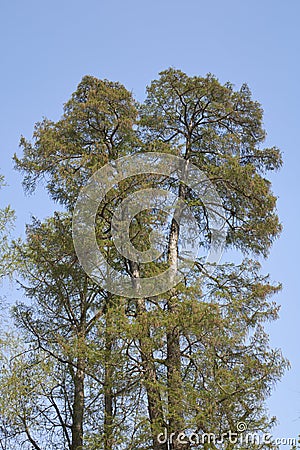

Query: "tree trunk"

xmin=104 ymin=301 xmax=113 ymax=450
xmin=166 ymin=156 xmax=190 ymax=450
xmin=167 ymin=220 xmax=187 ymax=450
xmin=71 ymin=357 xmax=85 ymax=450
xmin=130 ymin=261 xmax=168 ymax=450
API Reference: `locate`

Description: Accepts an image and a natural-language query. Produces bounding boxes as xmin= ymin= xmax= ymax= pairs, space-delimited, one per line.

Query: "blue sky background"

xmin=0 ymin=0 xmax=299 ymax=446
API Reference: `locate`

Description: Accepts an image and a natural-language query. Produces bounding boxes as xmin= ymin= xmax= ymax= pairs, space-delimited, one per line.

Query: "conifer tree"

xmin=3 ymin=69 xmax=288 ymax=450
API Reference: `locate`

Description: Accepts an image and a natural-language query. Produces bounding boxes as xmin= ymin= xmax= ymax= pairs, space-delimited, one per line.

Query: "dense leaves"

xmin=0 ymin=69 xmax=288 ymax=449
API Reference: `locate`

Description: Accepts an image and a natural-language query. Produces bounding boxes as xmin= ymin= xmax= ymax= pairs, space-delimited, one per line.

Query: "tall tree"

xmin=139 ymin=68 xmax=284 ymax=448
xmin=9 ymin=69 xmax=288 ymax=449
xmin=0 ymin=213 xmax=141 ymax=450
xmin=13 ymin=76 xmax=168 ymax=449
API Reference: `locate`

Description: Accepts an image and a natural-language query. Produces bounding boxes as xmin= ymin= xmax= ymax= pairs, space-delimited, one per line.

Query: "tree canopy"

xmin=0 ymin=68 xmax=288 ymax=450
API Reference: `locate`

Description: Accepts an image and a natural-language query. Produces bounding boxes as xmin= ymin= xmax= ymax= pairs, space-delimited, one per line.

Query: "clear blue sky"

xmin=0 ymin=0 xmax=299 ymax=445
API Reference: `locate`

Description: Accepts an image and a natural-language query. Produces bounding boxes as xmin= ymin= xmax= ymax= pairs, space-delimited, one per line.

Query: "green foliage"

xmin=0 ymin=69 xmax=288 ymax=450
xmin=140 ymin=68 xmax=282 ymax=257
xmin=0 ymin=175 xmax=15 ymax=279
xmin=14 ymin=76 xmax=139 ymax=208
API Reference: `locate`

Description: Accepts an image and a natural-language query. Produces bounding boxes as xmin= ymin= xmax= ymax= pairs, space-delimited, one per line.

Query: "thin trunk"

xmin=167 ymin=220 xmax=187 ymax=450
xmin=166 ymin=155 xmax=190 ymax=450
xmin=71 ymin=284 xmax=89 ymax=450
xmin=104 ymin=300 xmax=113 ymax=450
xmin=22 ymin=417 xmax=43 ymax=450
xmin=130 ymin=261 xmax=168 ymax=450
xmin=71 ymin=357 xmax=85 ymax=450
